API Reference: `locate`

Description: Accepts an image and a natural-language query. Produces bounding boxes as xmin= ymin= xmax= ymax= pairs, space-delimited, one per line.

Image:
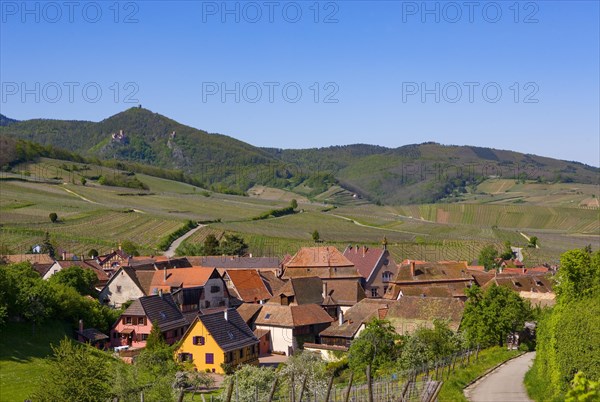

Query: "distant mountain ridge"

xmin=1 ymin=108 xmax=597 ymax=204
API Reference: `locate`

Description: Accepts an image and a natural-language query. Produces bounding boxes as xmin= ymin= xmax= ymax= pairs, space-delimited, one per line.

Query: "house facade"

xmin=99 ymin=267 xmax=155 ymax=308
xmin=343 ymin=245 xmax=398 ymax=298
xmin=175 ymin=308 xmax=259 ymax=374
xmin=110 ymin=293 xmax=188 ymax=349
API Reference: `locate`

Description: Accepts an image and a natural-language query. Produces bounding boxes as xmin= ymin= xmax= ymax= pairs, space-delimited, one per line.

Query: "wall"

xmin=99 ymin=270 xmax=145 ymax=308
xmin=202 ymin=277 xmax=228 ymax=309
xmin=255 ymin=325 xmax=294 ymax=355
xmin=176 ymin=320 xmax=225 ymax=373
xmin=110 ymin=316 xmax=152 ymax=349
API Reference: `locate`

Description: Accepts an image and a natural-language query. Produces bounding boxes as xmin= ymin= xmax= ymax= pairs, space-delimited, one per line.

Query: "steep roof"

xmin=325 ymin=280 xmax=367 ymax=305
xmin=3 ymin=254 xmax=54 ymax=265
xmin=393 ymin=261 xmax=473 ymax=283
xmin=255 ymin=304 xmax=333 ymax=327
xmin=193 ymin=308 xmax=258 ymax=352
xmin=33 ymin=263 xmax=55 ymax=277
xmin=235 ymin=303 xmax=263 ymax=325
xmin=186 ymin=256 xmax=280 ymax=269
xmin=225 ymin=269 xmax=272 ymax=302
xmin=122 ymin=293 xmax=187 ymax=332
xmin=269 ymin=277 xmax=324 ymax=305
xmin=285 ymin=247 xmax=354 ymax=269
xmin=485 ymin=275 xmax=553 ymax=293
xmin=260 ymin=271 xmax=286 ymax=295
xmin=77 ymin=328 xmax=109 ymax=342
xmin=320 ymin=299 xmax=393 ymax=339
xmin=57 ymin=260 xmax=109 ymax=284
xmin=343 ymin=246 xmax=387 ymax=279
xmin=127 ymin=256 xmax=192 ymax=270
xmin=97 ymin=249 xmax=129 ymax=265
xmin=150 ymin=267 xmax=217 ymax=293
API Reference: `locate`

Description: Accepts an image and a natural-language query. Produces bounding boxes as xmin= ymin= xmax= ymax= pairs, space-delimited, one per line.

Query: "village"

xmin=5 ymin=241 xmax=555 ymax=377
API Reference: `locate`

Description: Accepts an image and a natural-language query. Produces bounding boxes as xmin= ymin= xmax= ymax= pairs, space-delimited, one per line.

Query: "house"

xmin=98 ymin=248 xmax=130 ymax=272
xmin=99 ymin=266 xmax=156 ymax=308
xmin=2 ymin=254 xmax=56 ymax=279
xmin=259 ymin=271 xmax=286 ymax=295
xmin=343 ymin=245 xmax=399 ymax=298
xmin=110 ymin=293 xmax=188 ymax=349
xmin=316 ymin=296 xmax=465 ymax=353
xmin=175 ymin=308 xmax=259 ymax=374
xmin=254 ymin=303 xmax=334 ymax=355
xmin=186 ymin=256 xmax=281 ymax=275
xmin=76 ymin=320 xmax=109 ymax=350
xmin=282 ymin=247 xmax=362 ymax=282
xmin=484 ymin=275 xmax=555 ymax=307
xmin=223 ymin=269 xmax=272 ymax=305
xmin=385 ymin=261 xmax=474 ymax=301
xmin=268 ymin=276 xmax=365 ymax=316
xmin=48 ymin=259 xmax=110 ymax=289
xmin=150 ymin=267 xmax=228 ymax=309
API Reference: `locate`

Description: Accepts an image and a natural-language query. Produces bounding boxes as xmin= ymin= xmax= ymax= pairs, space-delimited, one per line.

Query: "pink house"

xmin=110 ymin=293 xmax=188 ymax=349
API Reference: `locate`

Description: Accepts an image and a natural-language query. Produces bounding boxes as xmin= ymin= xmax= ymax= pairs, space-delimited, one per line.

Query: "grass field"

xmin=0 ymin=321 xmax=71 ymax=402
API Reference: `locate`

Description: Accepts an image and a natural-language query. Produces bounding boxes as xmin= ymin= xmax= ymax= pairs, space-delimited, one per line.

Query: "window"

xmin=239 ymin=348 xmax=244 ymax=358
xmin=265 ymin=313 xmax=272 ymax=320
xmin=205 ymin=353 xmax=214 ymax=364
xmin=113 ymin=332 xmax=117 ymax=339
xmin=371 ymin=288 xmax=378 ymax=297
xmin=125 ymin=316 xmax=132 ymax=324
xmin=139 ymin=317 xmax=145 ymax=325
xmin=178 ymin=353 xmax=193 ymax=363
xmin=141 ymin=334 xmax=148 ymax=341
xmin=116 ymin=285 xmax=122 ymax=293
xmin=193 ymin=336 xmax=205 ymax=345
xmin=211 ymin=285 xmax=220 ymax=293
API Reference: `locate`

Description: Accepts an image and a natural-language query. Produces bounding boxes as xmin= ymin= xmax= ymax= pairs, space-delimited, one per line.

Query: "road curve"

xmin=465 ymin=352 xmax=535 ymax=402
xmin=163 ymin=224 xmax=205 ymax=258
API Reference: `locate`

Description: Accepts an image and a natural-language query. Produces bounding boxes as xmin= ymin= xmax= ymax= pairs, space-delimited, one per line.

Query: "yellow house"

xmin=176 ymin=308 xmax=259 ymax=373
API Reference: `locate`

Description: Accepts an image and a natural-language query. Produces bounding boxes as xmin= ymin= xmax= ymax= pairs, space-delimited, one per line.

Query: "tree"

xmin=80 ymin=176 xmax=87 ymax=186
xmin=554 ymin=249 xmax=600 ymax=301
xmin=41 ymin=232 xmax=56 ymax=258
xmin=203 ymin=234 xmax=220 ymax=255
xmin=478 ymin=245 xmax=498 ymax=271
xmin=145 ymin=321 xmax=165 ymax=350
xmin=32 ymin=338 xmax=111 ymax=402
xmin=87 ymin=249 xmax=99 ymax=258
xmin=49 ymin=212 xmax=58 ymax=223
xmin=348 ymin=319 xmax=400 ymax=374
xmin=399 ymin=320 xmax=462 ymax=371
xmin=280 ymin=351 xmax=328 ymax=400
xmin=49 ymin=266 xmax=98 ymax=296
xmin=221 ymin=365 xmax=276 ymax=401
xmin=461 ymin=285 xmax=531 ymax=347
xmin=290 ymin=199 xmax=298 ymax=210
xmin=500 ymin=241 xmax=514 ymax=260
xmin=219 ymin=234 xmax=248 ymax=256
xmin=120 ymin=240 xmax=140 ymax=257
xmin=312 ymin=230 xmax=320 ymax=243
xmin=528 ymin=236 xmax=538 ymax=248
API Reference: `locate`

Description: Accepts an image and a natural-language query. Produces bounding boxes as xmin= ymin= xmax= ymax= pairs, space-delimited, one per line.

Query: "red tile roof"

xmin=150 ymin=267 xmax=216 ymax=293
xmin=225 ymin=269 xmax=272 ymax=302
xmin=285 ymin=247 xmax=354 ymax=269
xmin=343 ymin=246 xmax=386 ymax=279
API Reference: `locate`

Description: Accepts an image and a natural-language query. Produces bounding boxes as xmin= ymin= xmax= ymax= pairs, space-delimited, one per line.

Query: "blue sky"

xmin=1 ymin=1 xmax=599 ymax=166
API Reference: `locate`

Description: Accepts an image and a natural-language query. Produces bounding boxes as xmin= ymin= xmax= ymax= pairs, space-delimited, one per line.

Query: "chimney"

xmin=410 ymin=261 xmax=415 ymax=278
xmin=338 ymin=311 xmax=343 ymax=326
xmin=118 ymin=243 xmax=122 ymax=251
xmin=62 ymin=251 xmax=67 ymax=261
xmin=322 ymin=281 xmax=328 ymax=299
xmin=355 ymin=245 xmax=358 ymax=254
xmin=163 ymin=266 xmax=167 ymax=282
xmin=78 ymin=319 xmax=84 ymax=333
xmin=158 ymin=289 xmax=163 ymax=298
xmin=224 ymin=309 xmax=228 ymax=322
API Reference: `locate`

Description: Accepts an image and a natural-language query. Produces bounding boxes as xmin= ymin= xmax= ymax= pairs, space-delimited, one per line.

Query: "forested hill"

xmin=1 ymin=108 xmax=598 ymax=204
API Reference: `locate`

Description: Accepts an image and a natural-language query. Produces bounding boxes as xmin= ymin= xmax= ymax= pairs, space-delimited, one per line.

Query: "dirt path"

xmin=329 ymin=214 xmax=428 ymax=236
xmin=465 ymin=352 xmax=535 ymax=402
xmin=61 ymin=186 xmax=99 ymax=204
xmin=163 ymin=224 xmax=205 ymax=257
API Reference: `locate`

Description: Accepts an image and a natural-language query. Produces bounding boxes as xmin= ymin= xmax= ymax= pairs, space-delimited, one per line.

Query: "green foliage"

xmin=157 ymin=220 xmax=197 ymax=251
xmin=49 ymin=212 xmax=58 ymax=223
xmin=348 ymin=319 xmax=400 ymax=375
xmin=120 ymin=240 xmax=140 ymax=257
xmin=98 ymin=173 xmax=149 ymax=190
xmin=500 ymin=241 xmax=514 ymax=260
xmin=41 ymin=231 xmax=56 ymax=258
xmin=80 ymin=176 xmax=87 ymax=186
xmin=526 ymin=250 xmax=600 ymax=401
xmin=253 ymin=206 xmax=295 ymax=220
xmin=32 ymin=338 xmax=111 ymax=402
xmin=462 ymin=285 xmax=531 ymax=348
xmin=88 ymin=249 xmax=99 ymax=258
xmin=399 ymin=320 xmax=463 ymax=371
xmin=528 ymin=236 xmax=538 ymax=248
xmin=222 ymin=365 xmax=276 ymax=401
xmin=279 ymin=351 xmax=328 ymax=400
xmin=565 ymin=372 xmax=600 ymax=402
xmin=290 ymin=199 xmax=298 ymax=209
xmin=312 ymin=230 xmax=320 ymax=242
xmin=219 ymin=233 xmax=248 ymax=256
xmin=145 ymin=321 xmax=165 ymax=351
xmin=203 ymin=234 xmax=220 ymax=255
xmin=478 ymin=245 xmax=498 ymax=271
xmin=49 ymin=266 xmax=98 ymax=296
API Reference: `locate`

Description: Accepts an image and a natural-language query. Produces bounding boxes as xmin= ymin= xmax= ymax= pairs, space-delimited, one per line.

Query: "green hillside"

xmin=1 ymin=109 xmax=598 ymax=205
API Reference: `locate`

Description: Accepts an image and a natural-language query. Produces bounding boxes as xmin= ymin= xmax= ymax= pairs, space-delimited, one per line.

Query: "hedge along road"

xmin=465 ymin=352 xmax=535 ymax=402
xmin=163 ymin=224 xmax=205 ymax=257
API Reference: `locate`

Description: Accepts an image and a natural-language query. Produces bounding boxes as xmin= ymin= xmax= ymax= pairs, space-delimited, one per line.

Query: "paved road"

xmin=163 ymin=224 xmax=204 ymax=257
xmin=465 ymin=352 xmax=535 ymax=402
